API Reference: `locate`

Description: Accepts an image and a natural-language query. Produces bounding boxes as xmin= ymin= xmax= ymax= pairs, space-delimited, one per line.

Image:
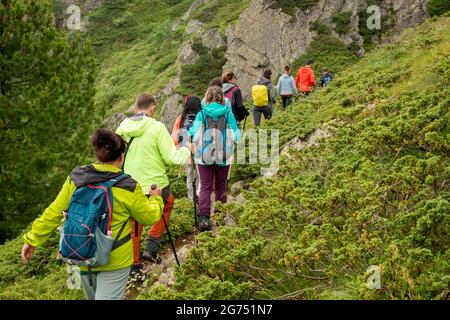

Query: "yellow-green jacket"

xmin=23 ymin=164 xmax=163 ymax=272
xmin=116 ymin=114 xmax=190 ymax=191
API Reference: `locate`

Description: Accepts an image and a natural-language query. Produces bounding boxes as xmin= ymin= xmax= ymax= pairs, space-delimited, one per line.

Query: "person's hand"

xmin=149 ymin=186 xmax=162 ymax=197
xmin=186 ymin=142 xmax=195 ymax=154
xmin=21 ymin=243 xmax=34 ymax=264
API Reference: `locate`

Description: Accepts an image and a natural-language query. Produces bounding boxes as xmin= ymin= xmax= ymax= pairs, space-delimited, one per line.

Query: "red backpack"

xmin=224 ymin=85 xmax=238 ymax=106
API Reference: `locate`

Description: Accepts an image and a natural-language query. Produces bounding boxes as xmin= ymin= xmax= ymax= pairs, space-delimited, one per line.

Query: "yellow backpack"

xmin=252 ymin=84 xmax=269 ymax=107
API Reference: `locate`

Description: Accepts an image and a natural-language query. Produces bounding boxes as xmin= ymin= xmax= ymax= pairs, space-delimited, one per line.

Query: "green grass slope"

xmin=1 ymin=4 xmax=447 ymax=300
xmin=78 ymin=0 xmax=249 ymax=114
xmin=138 ymin=15 xmax=450 ymax=300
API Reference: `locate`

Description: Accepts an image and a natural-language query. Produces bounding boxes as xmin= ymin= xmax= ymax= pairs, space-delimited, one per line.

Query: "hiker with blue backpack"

xmin=277 ymin=66 xmax=298 ymax=111
xmin=21 ymin=129 xmax=163 ymax=300
xmin=320 ymin=67 xmax=334 ymax=87
xmin=222 ymin=71 xmax=249 ymax=128
xmin=171 ymin=95 xmax=202 ymax=203
xmin=191 ymin=86 xmax=241 ymax=231
xmin=116 ymin=94 xmax=191 ymax=272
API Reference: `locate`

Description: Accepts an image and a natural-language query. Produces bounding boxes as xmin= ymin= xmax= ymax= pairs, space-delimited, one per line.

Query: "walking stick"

xmin=242 ymin=115 xmax=248 ymax=132
xmin=176 ymin=165 xmax=182 ymax=195
xmin=151 ymin=184 xmax=180 ymax=267
xmin=190 ymin=143 xmax=198 ymax=228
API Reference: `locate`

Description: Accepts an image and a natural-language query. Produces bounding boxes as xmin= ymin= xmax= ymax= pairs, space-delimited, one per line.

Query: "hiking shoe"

xmin=142 ymin=236 xmax=161 ymax=262
xmin=199 ymin=215 xmax=212 ymax=232
xmin=130 ymin=264 xmax=142 ymax=276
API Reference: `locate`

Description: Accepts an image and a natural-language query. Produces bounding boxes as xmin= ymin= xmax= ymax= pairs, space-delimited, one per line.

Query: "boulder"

xmin=185 ymin=19 xmax=204 ymax=35
xmin=201 ymin=28 xmax=226 ymax=49
xmin=104 ymin=112 xmax=127 ymax=131
xmin=223 ymin=213 xmax=237 ymax=227
xmin=178 ymin=41 xmax=199 ymax=65
xmin=230 ymin=180 xmax=250 ymax=196
xmin=159 ymin=94 xmax=183 ymax=131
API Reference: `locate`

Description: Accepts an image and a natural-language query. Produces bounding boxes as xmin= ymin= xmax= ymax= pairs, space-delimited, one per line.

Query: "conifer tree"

xmin=0 ymin=0 xmax=99 ymax=242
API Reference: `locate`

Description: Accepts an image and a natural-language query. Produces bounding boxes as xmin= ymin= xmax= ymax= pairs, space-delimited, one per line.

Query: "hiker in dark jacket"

xmin=320 ymin=67 xmax=334 ymax=87
xmin=222 ymin=71 xmax=249 ymax=126
xmin=253 ymin=69 xmax=276 ymax=127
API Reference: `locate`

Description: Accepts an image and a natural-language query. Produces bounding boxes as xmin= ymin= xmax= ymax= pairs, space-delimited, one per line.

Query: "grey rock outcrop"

xmin=178 ymin=41 xmax=199 ymax=64
xmin=224 ymin=0 xmax=428 ymax=99
xmin=185 ymin=19 xmax=204 ymax=35
xmin=182 ymin=0 xmax=208 ymax=21
xmin=159 ymin=94 xmax=183 ymax=131
xmin=201 ymin=28 xmax=226 ymax=49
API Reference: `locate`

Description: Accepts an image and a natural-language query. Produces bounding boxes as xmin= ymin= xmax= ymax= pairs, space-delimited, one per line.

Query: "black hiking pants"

xmin=281 ymin=95 xmax=293 ymax=111
xmin=253 ymin=106 xmax=272 ymax=127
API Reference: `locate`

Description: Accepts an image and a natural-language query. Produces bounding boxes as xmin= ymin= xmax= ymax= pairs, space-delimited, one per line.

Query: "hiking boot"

xmin=142 ymin=236 xmax=161 ymax=263
xmin=199 ymin=215 xmax=212 ymax=232
xmin=130 ymin=264 xmax=142 ymax=276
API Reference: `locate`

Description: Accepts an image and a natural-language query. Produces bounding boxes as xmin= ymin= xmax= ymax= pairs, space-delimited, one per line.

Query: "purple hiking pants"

xmin=198 ymin=164 xmax=230 ymax=217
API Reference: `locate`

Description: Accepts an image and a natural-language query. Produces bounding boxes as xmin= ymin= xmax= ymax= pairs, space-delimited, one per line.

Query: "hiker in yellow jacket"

xmin=116 ymin=94 xmax=191 ymax=271
xmin=21 ymin=129 xmax=164 ymax=300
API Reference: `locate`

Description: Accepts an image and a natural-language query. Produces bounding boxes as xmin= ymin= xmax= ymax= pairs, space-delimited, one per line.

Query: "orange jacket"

xmin=295 ymin=66 xmax=316 ymax=93
xmin=171 ymin=115 xmax=182 ymax=145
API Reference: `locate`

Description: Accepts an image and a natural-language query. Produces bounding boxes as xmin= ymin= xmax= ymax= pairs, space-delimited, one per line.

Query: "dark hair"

xmin=284 ymin=66 xmax=291 ymax=73
xmin=91 ymin=129 xmax=126 ymax=163
xmin=136 ymin=93 xmax=156 ymax=110
xmin=306 ymin=59 xmax=313 ymax=65
xmin=181 ymin=95 xmax=202 ymax=125
xmin=208 ymin=77 xmax=223 ymax=88
xmin=222 ymin=71 xmax=235 ymax=83
xmin=262 ymin=69 xmax=272 ymax=79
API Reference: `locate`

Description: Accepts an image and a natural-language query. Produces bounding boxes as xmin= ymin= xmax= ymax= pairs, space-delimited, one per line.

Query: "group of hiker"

xmin=20 ymin=61 xmax=333 ymax=300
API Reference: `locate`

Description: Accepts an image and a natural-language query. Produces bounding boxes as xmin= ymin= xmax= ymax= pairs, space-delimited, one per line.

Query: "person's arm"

xmin=294 ymin=70 xmax=300 ymax=90
xmin=291 ymin=77 xmax=298 ymax=95
xmin=227 ymin=111 xmax=241 ymax=143
xmin=23 ymin=176 xmax=75 ymax=248
xmin=126 ymin=184 xmax=164 ymax=226
xmin=234 ymin=88 xmax=248 ymax=119
xmin=171 ymin=115 xmax=182 ymax=145
xmin=268 ymin=83 xmax=276 ymax=104
xmin=277 ymin=77 xmax=282 ymax=96
xmin=157 ymin=123 xmax=190 ymax=165
xmin=310 ymin=71 xmax=316 ymax=87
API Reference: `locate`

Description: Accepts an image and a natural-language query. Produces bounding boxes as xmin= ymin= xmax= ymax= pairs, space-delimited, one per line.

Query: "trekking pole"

xmin=242 ymin=115 xmax=248 ymax=132
xmin=176 ymin=165 xmax=182 ymax=195
xmin=190 ymin=143 xmax=198 ymax=229
xmin=151 ymin=184 xmax=180 ymax=267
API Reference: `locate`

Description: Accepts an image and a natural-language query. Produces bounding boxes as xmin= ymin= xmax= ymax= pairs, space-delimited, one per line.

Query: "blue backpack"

xmin=58 ymin=174 xmax=130 ymax=270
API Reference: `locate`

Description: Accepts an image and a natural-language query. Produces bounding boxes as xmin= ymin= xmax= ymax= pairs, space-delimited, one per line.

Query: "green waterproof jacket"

xmin=116 ymin=114 xmax=191 ymax=192
xmin=23 ymin=164 xmax=164 ymax=272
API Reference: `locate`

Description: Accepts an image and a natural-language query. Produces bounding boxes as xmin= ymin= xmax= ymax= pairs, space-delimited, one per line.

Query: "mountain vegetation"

xmin=0 ymin=0 xmax=448 ymax=300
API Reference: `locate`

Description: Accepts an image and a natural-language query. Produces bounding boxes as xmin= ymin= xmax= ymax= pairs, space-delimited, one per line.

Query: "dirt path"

xmin=125 ymin=230 xmax=198 ymax=300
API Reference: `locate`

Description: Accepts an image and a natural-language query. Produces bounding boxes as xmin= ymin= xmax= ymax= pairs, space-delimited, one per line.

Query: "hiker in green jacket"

xmin=21 ymin=129 xmax=163 ymax=300
xmin=116 ymin=94 xmax=191 ymax=270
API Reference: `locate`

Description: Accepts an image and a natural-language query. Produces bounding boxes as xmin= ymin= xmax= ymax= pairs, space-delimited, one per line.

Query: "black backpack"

xmin=182 ymin=113 xmax=197 ymax=131
xmin=177 ymin=113 xmax=197 ymax=145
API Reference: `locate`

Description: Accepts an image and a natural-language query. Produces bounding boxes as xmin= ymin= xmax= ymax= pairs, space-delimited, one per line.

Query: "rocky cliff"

xmin=224 ymin=0 xmax=429 ymax=99
xmin=90 ymin=0 xmax=429 ymax=130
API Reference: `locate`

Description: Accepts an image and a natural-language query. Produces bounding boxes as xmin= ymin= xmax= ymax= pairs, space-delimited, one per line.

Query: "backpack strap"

xmin=121 ymin=137 xmax=135 ymax=171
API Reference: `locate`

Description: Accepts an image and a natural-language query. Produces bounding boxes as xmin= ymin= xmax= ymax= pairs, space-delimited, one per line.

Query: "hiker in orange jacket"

xmin=295 ymin=60 xmax=316 ymax=96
